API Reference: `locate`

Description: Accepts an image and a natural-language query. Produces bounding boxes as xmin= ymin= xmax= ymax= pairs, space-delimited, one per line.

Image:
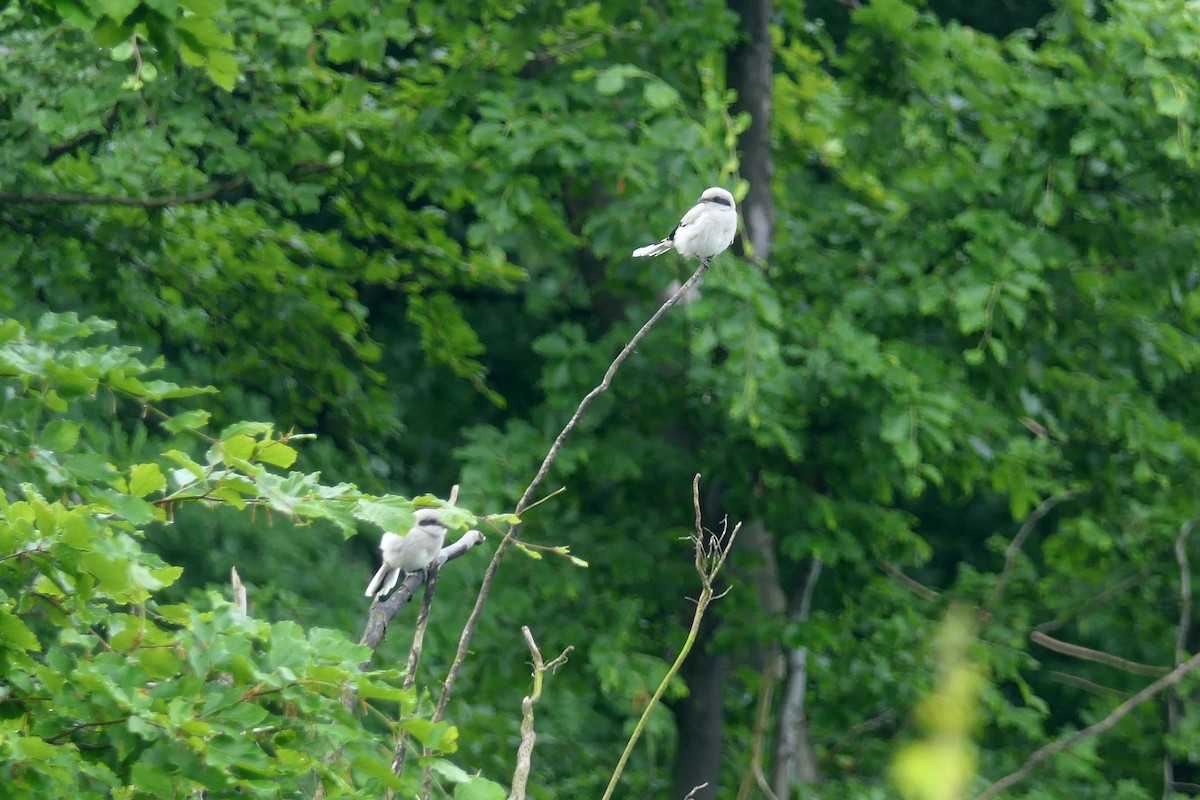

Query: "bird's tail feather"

xmin=365 ymin=564 xmax=393 ymax=597
xmin=632 ymin=239 xmax=673 ymax=258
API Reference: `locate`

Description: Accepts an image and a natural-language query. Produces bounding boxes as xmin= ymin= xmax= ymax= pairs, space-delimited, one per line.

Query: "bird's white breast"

xmin=674 ymin=206 xmax=737 ymax=259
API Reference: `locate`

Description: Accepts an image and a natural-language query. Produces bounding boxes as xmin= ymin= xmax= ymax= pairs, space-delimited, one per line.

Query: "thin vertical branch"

xmin=1165 ymin=517 xmax=1195 ymax=800
xmin=772 ymin=558 xmax=823 ymax=798
xmin=387 ymin=565 xmax=442 ymax=796
xmin=600 ymin=474 xmax=740 ymax=800
xmin=736 ymin=653 xmax=782 ymax=800
xmin=509 ymin=627 xmax=573 ymax=800
xmin=385 ymin=486 xmax=461 ymax=792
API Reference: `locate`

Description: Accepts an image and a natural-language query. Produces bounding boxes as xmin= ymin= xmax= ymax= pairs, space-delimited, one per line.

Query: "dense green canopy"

xmin=4 ymin=0 xmax=1200 ymax=798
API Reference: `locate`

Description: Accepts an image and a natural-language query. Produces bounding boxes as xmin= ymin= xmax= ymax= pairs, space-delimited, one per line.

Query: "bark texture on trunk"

xmin=727 ymin=0 xmax=774 ymax=261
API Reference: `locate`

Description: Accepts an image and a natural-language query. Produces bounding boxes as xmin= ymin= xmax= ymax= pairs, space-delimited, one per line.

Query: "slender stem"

xmin=430 ymin=260 xmax=712 ymax=726
xmin=600 ymin=474 xmax=739 ymax=800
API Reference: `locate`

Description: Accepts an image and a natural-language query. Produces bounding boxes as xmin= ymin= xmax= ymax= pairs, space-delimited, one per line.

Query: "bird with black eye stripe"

xmin=365 ymin=509 xmax=449 ymax=599
xmin=631 ymin=187 xmax=737 ymax=268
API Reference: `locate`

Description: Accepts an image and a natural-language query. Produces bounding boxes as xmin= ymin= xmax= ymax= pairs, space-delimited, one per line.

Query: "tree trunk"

xmin=668 ymin=0 xmax=776 ymax=794
xmin=670 ymin=641 xmax=729 ymax=800
xmin=773 ymin=559 xmax=824 ymax=798
xmin=727 ymin=0 xmax=774 ymax=261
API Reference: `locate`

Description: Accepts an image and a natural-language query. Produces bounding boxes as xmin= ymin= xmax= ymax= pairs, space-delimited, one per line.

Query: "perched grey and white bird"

xmin=364 ymin=508 xmax=450 ymax=599
xmin=631 ymin=186 xmax=737 ymax=267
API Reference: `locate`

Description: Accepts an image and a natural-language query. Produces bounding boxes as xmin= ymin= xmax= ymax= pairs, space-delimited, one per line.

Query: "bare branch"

xmin=737 ymin=654 xmax=782 ymax=800
xmin=988 ymin=491 xmax=1079 ymax=611
xmin=509 ymin=626 xmax=573 ymax=800
xmin=43 ymin=104 xmax=121 ymax=164
xmin=1166 ymin=517 xmax=1196 ymax=800
xmin=972 ymin=649 xmax=1200 ymax=800
xmin=0 ymin=178 xmax=247 ymax=207
xmin=1046 ymin=671 xmax=1126 ymax=699
xmin=431 ymin=261 xmax=711 ymax=725
xmin=878 ymin=560 xmax=939 ymax=602
xmin=387 ymin=562 xmax=443 ymax=792
xmin=824 ymin=708 xmax=899 ymax=756
xmin=683 ymin=783 xmax=710 ymax=800
xmin=1034 ymin=568 xmax=1150 ymax=635
xmin=1030 ymin=630 xmax=1168 ymax=677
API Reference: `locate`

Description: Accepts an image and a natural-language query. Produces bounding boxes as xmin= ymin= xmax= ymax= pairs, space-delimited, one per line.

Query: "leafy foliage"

xmin=4 ymin=0 xmax=1200 ymax=798
xmin=0 ymin=315 xmax=504 ymax=797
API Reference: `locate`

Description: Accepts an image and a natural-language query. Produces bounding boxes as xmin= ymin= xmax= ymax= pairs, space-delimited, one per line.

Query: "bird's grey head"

xmin=699 ymin=187 xmax=736 ymax=212
xmin=414 ymin=509 xmax=448 ymax=530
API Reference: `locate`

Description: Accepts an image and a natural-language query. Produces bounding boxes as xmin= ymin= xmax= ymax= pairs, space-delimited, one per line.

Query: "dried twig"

xmin=600 ymin=474 xmax=740 ymax=800
xmin=1029 ymin=630 xmax=1168 ymax=677
xmin=387 ymin=564 xmax=443 ymax=794
xmin=972 ymin=649 xmax=1200 ymax=800
xmin=509 ymin=627 xmax=573 ymax=800
xmin=0 ymin=179 xmax=247 ymax=207
xmin=683 ymin=783 xmax=710 ymax=800
xmin=230 ymin=567 xmax=247 ymax=617
xmin=1165 ymin=517 xmax=1195 ymax=800
xmin=736 ymin=654 xmax=782 ymax=800
xmin=878 ymin=560 xmax=939 ymax=602
xmin=987 ymin=491 xmax=1078 ymax=612
xmin=1034 ymin=568 xmax=1150 ymax=635
xmin=430 ymin=260 xmax=712 ymax=729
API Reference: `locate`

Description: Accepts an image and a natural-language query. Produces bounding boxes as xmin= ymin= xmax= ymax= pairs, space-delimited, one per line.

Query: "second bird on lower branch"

xmin=365 ymin=508 xmax=449 ymax=599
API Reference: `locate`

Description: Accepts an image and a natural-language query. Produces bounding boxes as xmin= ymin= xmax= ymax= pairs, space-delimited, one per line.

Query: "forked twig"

xmin=600 ymin=474 xmax=740 ymax=800
xmin=509 ymin=627 xmax=573 ymax=800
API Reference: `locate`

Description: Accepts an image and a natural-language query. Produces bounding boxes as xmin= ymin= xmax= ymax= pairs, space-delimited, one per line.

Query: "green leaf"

xmin=453 ymin=776 xmax=507 ymax=800
xmin=163 ymin=408 xmax=211 ymax=433
xmin=40 ymin=420 xmax=81 ymax=452
xmin=111 ymin=40 xmax=136 ymax=61
xmin=205 ymin=51 xmax=239 ymax=91
xmin=643 ymin=81 xmax=680 ymax=110
xmin=256 ymin=441 xmax=298 ymax=468
xmin=354 ymin=496 xmax=414 ymax=532
xmin=0 ymin=608 xmax=42 ymax=654
xmin=596 ymin=64 xmax=639 ymax=95
xmin=129 ymin=463 xmax=166 ymax=497
xmin=131 ymin=761 xmax=175 ymax=795
xmin=97 ymin=489 xmax=160 ymax=526
xmin=100 ymin=0 xmax=141 ymax=23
